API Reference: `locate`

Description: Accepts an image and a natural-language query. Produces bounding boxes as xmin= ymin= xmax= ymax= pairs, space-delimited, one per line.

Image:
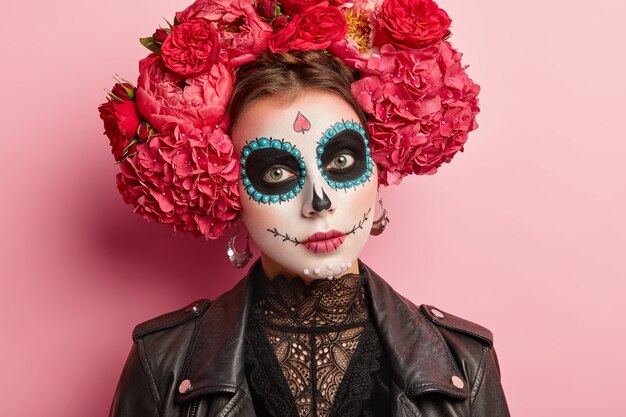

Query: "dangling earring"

xmin=227 ymin=229 xmax=252 ymax=269
xmin=370 ymin=197 xmax=390 ymax=236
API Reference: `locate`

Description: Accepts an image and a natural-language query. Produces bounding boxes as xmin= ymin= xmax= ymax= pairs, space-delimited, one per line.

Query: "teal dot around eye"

xmin=240 ymin=157 xmax=246 ymax=164
xmin=280 ymin=194 xmax=288 ymax=201
xmin=292 ymin=149 xmax=301 ymax=158
xmin=270 ymin=195 xmax=279 ymax=203
xmin=317 ymin=159 xmax=322 ymax=167
xmin=240 ymin=168 xmax=246 ymax=176
xmin=325 ymin=128 xmax=335 ymax=137
xmin=337 ymin=182 xmax=344 ymax=189
xmin=294 ymin=185 xmax=301 ymax=194
xmin=261 ymin=195 xmax=270 ymax=203
xmin=287 ymin=191 xmax=295 ymax=199
xmin=316 ymin=146 xmax=324 ymax=155
xmin=345 ymin=120 xmax=354 ymax=129
xmin=354 ymin=178 xmax=361 ymax=186
xmin=299 ymin=160 xmax=306 ymax=169
xmin=346 ymin=181 xmax=353 ymax=188
xmin=249 ymin=141 xmax=259 ymax=150
xmin=366 ymin=148 xmax=371 ymax=155
xmin=320 ymin=137 xmax=329 ymax=145
xmin=282 ymin=142 xmax=292 ymax=151
xmin=299 ymin=178 xmax=305 ymax=186
xmin=247 ymin=185 xmax=255 ymax=194
xmin=242 ymin=147 xmax=251 ymax=157
xmin=322 ymin=173 xmax=329 ymax=180
xmin=259 ymin=138 xmax=270 ymax=148
xmin=301 ymin=169 xmax=306 ymax=177
xmin=271 ymin=139 xmax=281 ymax=149
xmin=253 ymin=192 xmax=262 ymax=201
xmin=243 ymin=177 xmax=251 ymax=186
xmin=329 ymin=181 xmax=336 ymax=188
xmin=334 ymin=122 xmax=345 ymax=131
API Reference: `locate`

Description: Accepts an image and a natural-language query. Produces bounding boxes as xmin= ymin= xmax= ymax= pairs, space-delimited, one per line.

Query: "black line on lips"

xmin=265 ymin=207 xmax=372 ymax=246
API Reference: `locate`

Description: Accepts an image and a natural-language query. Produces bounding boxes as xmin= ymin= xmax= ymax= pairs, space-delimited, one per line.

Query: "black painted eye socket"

xmin=320 ymin=129 xmax=367 ymax=182
xmin=245 ymin=148 xmax=301 ymax=195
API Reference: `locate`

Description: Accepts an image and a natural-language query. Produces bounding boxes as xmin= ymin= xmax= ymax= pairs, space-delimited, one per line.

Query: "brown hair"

xmin=228 ymin=51 xmax=368 ymax=130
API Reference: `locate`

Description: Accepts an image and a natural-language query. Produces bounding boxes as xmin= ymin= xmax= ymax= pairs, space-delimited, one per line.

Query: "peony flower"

xmin=161 ymin=18 xmax=221 ymax=76
xmin=116 ymin=124 xmax=242 ymax=239
xmin=98 ymin=84 xmax=142 ymax=162
xmin=269 ymin=6 xmax=348 ymax=53
xmin=351 ymin=41 xmax=479 ymax=184
xmin=136 ymin=53 xmax=233 ymax=133
xmin=176 ymin=0 xmax=273 ymax=68
xmin=376 ymin=0 xmax=451 ymax=49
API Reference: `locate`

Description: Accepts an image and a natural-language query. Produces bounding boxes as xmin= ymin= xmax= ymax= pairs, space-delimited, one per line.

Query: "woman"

xmin=101 ymin=1 xmax=508 ymax=416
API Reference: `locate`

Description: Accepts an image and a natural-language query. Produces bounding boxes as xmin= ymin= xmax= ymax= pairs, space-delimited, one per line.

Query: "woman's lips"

xmin=302 ymin=230 xmax=346 ymax=253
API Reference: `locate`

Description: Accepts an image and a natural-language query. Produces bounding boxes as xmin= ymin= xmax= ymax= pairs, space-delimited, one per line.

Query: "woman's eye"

xmin=262 ymin=166 xmax=296 ymax=184
xmin=326 ymin=153 xmax=356 ymax=171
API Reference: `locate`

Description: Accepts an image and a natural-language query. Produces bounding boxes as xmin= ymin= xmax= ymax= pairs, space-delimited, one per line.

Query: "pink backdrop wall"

xmin=1 ymin=0 xmax=625 ymax=415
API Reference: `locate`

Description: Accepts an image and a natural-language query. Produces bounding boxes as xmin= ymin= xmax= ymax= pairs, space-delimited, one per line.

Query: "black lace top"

xmin=245 ymin=269 xmax=392 ymax=417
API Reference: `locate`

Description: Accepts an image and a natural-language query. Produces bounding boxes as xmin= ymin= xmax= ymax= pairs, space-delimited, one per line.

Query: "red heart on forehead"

xmin=293 ymin=111 xmax=311 ymax=134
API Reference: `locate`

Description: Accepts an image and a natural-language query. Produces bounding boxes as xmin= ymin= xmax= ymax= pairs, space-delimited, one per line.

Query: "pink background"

xmin=1 ymin=0 xmax=625 ymax=415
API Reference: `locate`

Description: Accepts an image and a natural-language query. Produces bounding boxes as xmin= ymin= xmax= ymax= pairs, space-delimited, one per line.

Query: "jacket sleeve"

xmin=109 ymin=342 xmax=160 ymax=417
xmin=470 ymin=346 xmax=510 ymax=417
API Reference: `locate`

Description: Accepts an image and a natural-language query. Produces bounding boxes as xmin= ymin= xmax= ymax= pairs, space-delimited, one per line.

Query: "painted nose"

xmin=312 ymin=187 xmax=332 ymax=212
xmin=303 ymin=183 xmax=333 ymax=217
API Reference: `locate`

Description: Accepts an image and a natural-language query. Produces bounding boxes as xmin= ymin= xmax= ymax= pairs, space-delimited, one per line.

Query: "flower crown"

xmin=99 ymin=0 xmax=480 ymax=240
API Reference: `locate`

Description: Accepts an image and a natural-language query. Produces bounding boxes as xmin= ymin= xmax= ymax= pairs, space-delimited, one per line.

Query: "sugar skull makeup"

xmin=231 ymin=90 xmax=378 ymax=280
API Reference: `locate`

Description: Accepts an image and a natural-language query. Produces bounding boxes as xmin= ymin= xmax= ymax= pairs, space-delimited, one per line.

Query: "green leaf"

xmin=139 ymin=37 xmax=161 ymax=54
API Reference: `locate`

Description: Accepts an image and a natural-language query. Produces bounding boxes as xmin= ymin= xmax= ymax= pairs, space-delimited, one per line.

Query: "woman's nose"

xmin=302 ymin=183 xmax=333 ymax=216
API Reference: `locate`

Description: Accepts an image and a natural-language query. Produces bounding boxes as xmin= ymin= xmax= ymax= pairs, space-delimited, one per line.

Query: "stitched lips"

xmin=302 ymin=230 xmax=346 ymax=253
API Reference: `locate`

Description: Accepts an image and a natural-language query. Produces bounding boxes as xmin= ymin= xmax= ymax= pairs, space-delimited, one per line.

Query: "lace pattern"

xmin=246 ymin=271 xmax=382 ymax=417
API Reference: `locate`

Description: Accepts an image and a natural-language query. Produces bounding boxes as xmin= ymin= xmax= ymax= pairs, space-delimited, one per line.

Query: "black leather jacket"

xmin=109 ymin=261 xmax=510 ymax=417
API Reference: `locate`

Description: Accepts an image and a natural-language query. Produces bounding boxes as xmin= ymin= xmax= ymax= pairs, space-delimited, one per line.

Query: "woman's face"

xmin=231 ymin=90 xmax=378 ymax=280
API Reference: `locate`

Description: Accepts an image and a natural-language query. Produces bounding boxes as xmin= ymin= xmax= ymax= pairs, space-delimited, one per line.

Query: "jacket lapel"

xmin=362 ymin=262 xmax=470 ymax=400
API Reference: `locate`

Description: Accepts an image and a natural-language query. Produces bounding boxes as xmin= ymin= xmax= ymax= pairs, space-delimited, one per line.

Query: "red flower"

xmin=176 ymin=0 xmax=273 ymax=68
xmin=98 ymin=88 xmax=142 ymax=162
xmin=256 ymin=0 xmax=279 ymax=19
xmin=136 ymin=54 xmax=233 ymax=132
xmin=280 ymin=0 xmax=329 ymax=15
xmin=376 ymin=0 xmax=451 ymax=49
xmin=161 ymin=18 xmax=220 ymax=76
xmin=352 ymin=42 xmax=480 ymax=184
xmin=269 ymin=6 xmax=348 ymax=53
xmin=116 ymin=125 xmax=242 ymax=240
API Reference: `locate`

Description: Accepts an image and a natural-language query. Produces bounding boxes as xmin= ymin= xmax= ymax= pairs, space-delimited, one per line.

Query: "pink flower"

xmin=176 ymin=0 xmax=273 ymax=68
xmin=136 ymin=54 xmax=233 ymax=133
xmin=116 ymin=125 xmax=242 ymax=239
xmin=161 ymin=18 xmax=221 ymax=76
xmin=351 ymin=41 xmax=479 ymax=185
xmin=269 ymin=6 xmax=348 ymax=53
xmin=98 ymin=84 xmax=142 ymax=162
xmin=376 ymin=0 xmax=451 ymax=49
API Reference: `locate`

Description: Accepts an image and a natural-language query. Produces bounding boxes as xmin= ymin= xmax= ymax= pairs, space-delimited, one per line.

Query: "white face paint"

xmin=231 ymin=90 xmax=378 ymax=280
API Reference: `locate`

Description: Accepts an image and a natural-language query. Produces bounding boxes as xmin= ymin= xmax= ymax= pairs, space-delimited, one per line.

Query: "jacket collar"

xmin=177 ymin=260 xmax=469 ymax=401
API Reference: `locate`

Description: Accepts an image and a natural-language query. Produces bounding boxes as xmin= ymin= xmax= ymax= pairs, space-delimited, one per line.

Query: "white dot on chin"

xmin=314 ymin=268 xmax=320 ymax=275
xmin=303 ymin=269 xmax=310 ymax=275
